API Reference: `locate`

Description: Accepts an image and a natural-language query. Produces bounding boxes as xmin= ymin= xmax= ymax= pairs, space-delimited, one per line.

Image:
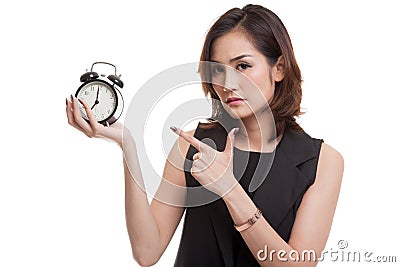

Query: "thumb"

xmin=224 ymin=128 xmax=239 ymax=154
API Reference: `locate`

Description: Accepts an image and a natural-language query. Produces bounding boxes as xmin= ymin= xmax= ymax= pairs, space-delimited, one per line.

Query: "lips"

xmin=226 ymin=97 xmax=244 ymax=103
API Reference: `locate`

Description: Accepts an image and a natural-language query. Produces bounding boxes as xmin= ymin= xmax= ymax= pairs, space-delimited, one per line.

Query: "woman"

xmin=66 ymin=4 xmax=343 ymax=266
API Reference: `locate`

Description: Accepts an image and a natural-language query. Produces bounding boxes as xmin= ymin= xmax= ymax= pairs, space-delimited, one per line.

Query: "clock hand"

xmin=91 ymin=99 xmax=99 ymax=109
xmin=95 ymin=86 xmax=100 ymax=101
xmin=91 ymin=87 xmax=100 ymax=109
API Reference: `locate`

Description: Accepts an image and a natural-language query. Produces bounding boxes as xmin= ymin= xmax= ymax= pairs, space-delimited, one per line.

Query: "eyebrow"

xmin=229 ymin=54 xmax=252 ymax=63
xmin=210 ymin=54 xmax=253 ymax=64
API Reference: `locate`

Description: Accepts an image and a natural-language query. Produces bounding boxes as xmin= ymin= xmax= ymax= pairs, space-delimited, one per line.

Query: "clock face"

xmin=76 ymin=80 xmax=118 ymax=122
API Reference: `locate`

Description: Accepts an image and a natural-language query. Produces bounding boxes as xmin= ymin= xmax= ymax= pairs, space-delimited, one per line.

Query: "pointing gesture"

xmin=170 ymin=126 xmax=239 ymax=197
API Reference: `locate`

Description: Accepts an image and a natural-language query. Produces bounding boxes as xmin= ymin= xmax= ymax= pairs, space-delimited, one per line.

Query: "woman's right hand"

xmin=66 ymin=95 xmax=129 ymax=148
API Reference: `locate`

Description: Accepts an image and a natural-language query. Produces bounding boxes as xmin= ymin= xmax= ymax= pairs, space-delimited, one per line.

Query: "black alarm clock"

xmin=75 ymin=62 xmax=124 ymax=126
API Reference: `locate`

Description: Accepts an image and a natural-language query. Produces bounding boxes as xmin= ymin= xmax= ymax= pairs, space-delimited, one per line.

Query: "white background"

xmin=1 ymin=0 xmax=399 ymax=266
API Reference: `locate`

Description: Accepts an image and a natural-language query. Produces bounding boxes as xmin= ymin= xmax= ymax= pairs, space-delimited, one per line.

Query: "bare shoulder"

xmin=319 ymin=143 xmax=344 ymax=172
xmin=173 ymin=128 xmax=196 ymax=166
xmin=163 ymin=128 xmax=197 ymax=186
xmin=149 ymin=128 xmax=197 ymax=254
xmin=151 ymin=127 xmax=197 ymax=215
xmin=177 ymin=129 xmax=196 ymax=156
xmin=289 ymin=142 xmax=344 ymax=252
xmin=315 ymin=142 xmax=344 ymax=188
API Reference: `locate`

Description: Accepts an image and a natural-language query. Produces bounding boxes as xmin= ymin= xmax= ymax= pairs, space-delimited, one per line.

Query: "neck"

xmin=235 ymin=108 xmax=280 ymax=152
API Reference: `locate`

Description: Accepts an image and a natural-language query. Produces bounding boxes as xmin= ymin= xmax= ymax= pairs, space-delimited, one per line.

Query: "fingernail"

xmin=70 ymin=94 xmax=74 ymax=102
xmin=65 ymin=98 xmax=68 ymax=105
xmin=170 ymin=126 xmax=177 ymax=133
xmin=78 ymin=98 xmax=84 ymax=105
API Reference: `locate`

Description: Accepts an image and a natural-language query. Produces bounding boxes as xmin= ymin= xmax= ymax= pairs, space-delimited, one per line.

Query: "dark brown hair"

xmin=199 ymin=4 xmax=304 ymax=137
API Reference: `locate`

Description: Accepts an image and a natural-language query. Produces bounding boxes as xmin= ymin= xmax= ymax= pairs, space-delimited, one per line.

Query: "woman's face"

xmin=210 ymin=30 xmax=284 ymax=120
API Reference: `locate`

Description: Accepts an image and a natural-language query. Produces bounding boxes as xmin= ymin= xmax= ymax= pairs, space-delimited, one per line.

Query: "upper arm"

xmin=149 ymin=129 xmax=196 ymax=254
xmin=288 ymin=142 xmax=344 ymax=256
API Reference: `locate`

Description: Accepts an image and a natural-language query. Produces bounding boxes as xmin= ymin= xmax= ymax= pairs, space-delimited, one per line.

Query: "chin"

xmin=225 ymin=108 xmax=254 ymax=120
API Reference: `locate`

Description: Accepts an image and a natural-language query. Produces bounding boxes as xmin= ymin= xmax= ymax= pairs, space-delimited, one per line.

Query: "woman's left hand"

xmin=171 ymin=126 xmax=239 ymax=197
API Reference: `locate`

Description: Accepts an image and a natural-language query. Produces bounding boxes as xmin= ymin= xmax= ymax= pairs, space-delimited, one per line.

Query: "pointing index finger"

xmin=170 ymin=126 xmax=204 ymax=152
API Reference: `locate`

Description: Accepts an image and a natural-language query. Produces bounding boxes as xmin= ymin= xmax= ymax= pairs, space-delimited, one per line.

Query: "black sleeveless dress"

xmin=174 ymin=121 xmax=324 ymax=266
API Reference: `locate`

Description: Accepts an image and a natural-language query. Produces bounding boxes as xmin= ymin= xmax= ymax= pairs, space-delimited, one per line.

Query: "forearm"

xmin=222 ymin=184 xmax=317 ymax=267
xmin=122 ymin=134 xmax=161 ymax=265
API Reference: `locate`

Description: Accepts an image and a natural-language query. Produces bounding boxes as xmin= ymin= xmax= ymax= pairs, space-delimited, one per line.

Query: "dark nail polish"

xmin=70 ymin=94 xmax=73 ymax=102
xmin=170 ymin=126 xmax=177 ymax=133
xmin=65 ymin=98 xmax=68 ymax=105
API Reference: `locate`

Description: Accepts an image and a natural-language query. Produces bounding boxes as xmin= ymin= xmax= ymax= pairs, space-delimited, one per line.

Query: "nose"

xmin=222 ymin=68 xmax=239 ymax=92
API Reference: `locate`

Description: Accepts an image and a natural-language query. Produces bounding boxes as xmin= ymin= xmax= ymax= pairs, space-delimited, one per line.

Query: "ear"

xmin=273 ymin=55 xmax=285 ymax=82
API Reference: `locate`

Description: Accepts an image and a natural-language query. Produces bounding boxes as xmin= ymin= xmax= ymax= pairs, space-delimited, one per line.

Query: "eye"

xmin=237 ymin=62 xmax=251 ymax=71
xmin=211 ymin=64 xmax=225 ymax=76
